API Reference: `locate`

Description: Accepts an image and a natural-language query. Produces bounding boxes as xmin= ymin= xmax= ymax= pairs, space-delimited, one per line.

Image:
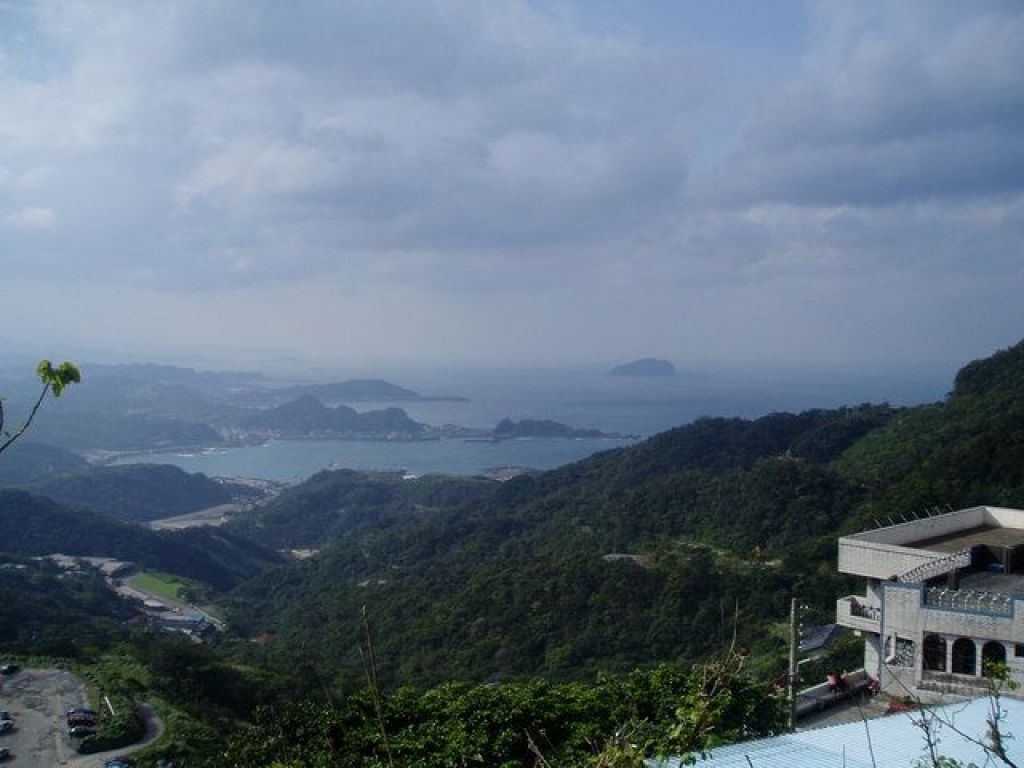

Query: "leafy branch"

xmin=0 ymin=360 xmax=81 ymax=456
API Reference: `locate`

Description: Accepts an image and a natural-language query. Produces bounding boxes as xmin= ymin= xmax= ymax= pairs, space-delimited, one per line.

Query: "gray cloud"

xmin=704 ymin=1 xmax=1024 ymax=208
xmin=1 ymin=1 xmax=699 ymax=290
xmin=0 ymin=0 xmax=1021 ymax=369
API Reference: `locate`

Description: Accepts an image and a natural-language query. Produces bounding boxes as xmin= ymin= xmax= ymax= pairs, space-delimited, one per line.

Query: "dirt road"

xmin=0 ymin=668 xmax=162 ymax=767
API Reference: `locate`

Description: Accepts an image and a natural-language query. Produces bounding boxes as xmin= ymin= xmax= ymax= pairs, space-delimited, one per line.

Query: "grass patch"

xmin=127 ymin=571 xmax=225 ymax=623
xmin=129 ymin=571 xmax=188 ymax=604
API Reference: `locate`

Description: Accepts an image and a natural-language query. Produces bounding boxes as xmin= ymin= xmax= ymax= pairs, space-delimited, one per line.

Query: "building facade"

xmin=836 ymin=506 xmax=1024 ymax=697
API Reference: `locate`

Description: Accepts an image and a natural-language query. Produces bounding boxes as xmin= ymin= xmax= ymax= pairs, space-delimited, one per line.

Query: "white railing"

xmin=923 ymin=587 xmax=1014 ymax=617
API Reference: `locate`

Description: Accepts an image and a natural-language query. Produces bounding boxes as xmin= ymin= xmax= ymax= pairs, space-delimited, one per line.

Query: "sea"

xmin=116 ymin=364 xmax=952 ymax=484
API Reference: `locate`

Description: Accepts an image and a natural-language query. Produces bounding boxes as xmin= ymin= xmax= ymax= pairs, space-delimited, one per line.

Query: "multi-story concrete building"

xmin=836 ymin=505 xmax=1024 ymax=697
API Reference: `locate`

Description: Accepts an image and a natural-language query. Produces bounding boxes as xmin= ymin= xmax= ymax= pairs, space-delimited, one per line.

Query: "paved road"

xmin=0 ymin=668 xmax=163 ymax=767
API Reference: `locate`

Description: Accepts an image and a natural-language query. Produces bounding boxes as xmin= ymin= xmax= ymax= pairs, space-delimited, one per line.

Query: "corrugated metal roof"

xmin=650 ymin=697 xmax=1023 ymax=768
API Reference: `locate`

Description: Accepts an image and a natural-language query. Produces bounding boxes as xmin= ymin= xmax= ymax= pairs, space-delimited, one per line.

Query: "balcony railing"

xmin=836 ymin=595 xmax=881 ymax=631
xmin=923 ymin=587 xmax=1014 ymax=617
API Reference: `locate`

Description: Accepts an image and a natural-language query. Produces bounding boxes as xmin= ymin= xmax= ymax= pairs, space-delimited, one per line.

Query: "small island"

xmin=607 ymin=358 xmax=677 ymax=377
xmin=492 ymin=418 xmax=624 ymax=440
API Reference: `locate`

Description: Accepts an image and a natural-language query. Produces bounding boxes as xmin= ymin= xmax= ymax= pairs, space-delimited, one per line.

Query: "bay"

xmin=112 ymin=364 xmax=949 ymax=484
xmin=122 ymin=436 xmax=635 ymax=484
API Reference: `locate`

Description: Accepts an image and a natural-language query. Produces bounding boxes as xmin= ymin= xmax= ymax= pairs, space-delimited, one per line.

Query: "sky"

xmin=0 ymin=0 xmax=1022 ymax=373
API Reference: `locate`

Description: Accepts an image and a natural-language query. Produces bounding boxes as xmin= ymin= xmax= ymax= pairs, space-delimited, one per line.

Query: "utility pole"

xmin=787 ymin=596 xmax=799 ymax=731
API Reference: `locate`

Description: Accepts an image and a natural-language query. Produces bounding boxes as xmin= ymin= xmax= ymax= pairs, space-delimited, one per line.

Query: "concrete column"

xmin=945 ymin=636 xmax=954 ymax=674
xmin=973 ymin=639 xmax=983 ymax=677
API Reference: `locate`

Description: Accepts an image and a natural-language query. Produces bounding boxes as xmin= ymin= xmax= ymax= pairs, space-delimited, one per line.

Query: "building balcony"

xmin=836 ymin=595 xmax=881 ymax=632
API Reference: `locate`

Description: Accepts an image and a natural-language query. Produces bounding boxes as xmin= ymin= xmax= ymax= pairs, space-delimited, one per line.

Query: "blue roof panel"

xmin=651 ymin=697 xmax=1023 ymax=768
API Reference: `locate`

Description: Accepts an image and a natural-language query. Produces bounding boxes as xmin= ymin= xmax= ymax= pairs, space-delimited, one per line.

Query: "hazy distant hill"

xmin=28 ymin=410 xmax=223 ymax=451
xmin=278 ymin=378 xmax=467 ymax=403
xmin=492 ymin=417 xmax=618 ymax=439
xmin=241 ymin=395 xmax=427 ymax=437
xmin=607 ymin=358 xmax=676 ymax=377
xmin=0 ymin=441 xmax=88 ymax=486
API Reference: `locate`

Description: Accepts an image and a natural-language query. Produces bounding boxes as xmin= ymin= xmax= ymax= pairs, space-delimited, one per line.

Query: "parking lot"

xmin=0 ymin=667 xmax=91 ymax=765
xmin=0 ymin=667 xmax=161 ymax=767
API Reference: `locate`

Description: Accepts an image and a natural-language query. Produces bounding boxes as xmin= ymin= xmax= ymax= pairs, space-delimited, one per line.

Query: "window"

xmin=1015 ymin=644 xmax=1024 ymax=658
xmin=952 ymin=638 xmax=976 ymax=675
xmin=923 ymin=635 xmax=946 ymax=672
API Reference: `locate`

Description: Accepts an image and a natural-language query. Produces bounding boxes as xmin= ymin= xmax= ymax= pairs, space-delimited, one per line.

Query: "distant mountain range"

xmin=275 ymin=378 xmax=468 ymax=404
xmin=2 ymin=362 xmax=618 ymax=455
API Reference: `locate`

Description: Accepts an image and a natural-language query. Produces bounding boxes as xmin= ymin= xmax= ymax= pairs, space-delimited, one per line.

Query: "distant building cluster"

xmin=41 ymin=553 xmax=218 ymax=643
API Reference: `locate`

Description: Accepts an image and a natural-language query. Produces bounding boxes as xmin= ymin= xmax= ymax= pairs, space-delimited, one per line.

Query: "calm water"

xmin=121 ymin=437 xmax=635 ymax=483
xmin=114 ymin=365 xmax=949 ymax=483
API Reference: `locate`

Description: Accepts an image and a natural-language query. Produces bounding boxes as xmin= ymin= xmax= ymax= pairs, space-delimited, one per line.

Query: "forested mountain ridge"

xmin=224 ymin=340 xmax=1024 ymax=690
xmin=225 ymin=469 xmax=496 ymax=548
xmin=18 ymin=463 xmax=237 ymax=523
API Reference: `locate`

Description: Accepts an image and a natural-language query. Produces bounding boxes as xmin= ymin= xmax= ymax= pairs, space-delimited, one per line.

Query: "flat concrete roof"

xmin=906 ymin=524 xmax=1024 ymax=553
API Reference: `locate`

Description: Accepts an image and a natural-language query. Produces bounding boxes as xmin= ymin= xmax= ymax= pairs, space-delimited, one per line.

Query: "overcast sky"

xmin=1 ymin=0 xmax=1022 ymax=372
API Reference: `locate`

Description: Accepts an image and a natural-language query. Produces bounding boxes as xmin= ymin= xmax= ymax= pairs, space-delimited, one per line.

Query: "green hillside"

xmin=223 ymin=341 xmax=1024 ymax=690
xmin=0 ymin=489 xmax=284 ymax=590
xmin=22 ymin=463 xmax=235 ymax=523
xmin=225 ymin=469 xmax=496 ymax=548
xmin=0 ymin=555 xmax=131 ymax=657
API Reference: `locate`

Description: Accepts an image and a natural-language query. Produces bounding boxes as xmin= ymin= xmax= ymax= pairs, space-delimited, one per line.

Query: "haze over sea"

xmin=122 ymin=364 xmax=953 ymax=484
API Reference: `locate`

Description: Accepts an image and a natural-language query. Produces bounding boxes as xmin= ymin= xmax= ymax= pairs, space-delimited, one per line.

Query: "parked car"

xmin=67 ymin=707 xmax=98 ymax=717
xmin=0 ymin=746 xmax=10 ymax=760
xmin=0 ymin=712 xmax=10 ymax=723
xmin=0 ymin=721 xmax=11 ymax=734
xmin=0 ymin=665 xmax=17 ymax=676
xmin=68 ymin=724 xmax=96 ymax=738
xmin=102 ymin=759 xmax=135 ymax=768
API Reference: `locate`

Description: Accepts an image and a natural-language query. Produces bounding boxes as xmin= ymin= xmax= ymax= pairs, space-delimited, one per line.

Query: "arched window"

xmin=923 ymin=635 xmax=946 ymax=672
xmin=982 ymin=641 xmax=1006 ymax=676
xmin=952 ymin=638 xmax=976 ymax=675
